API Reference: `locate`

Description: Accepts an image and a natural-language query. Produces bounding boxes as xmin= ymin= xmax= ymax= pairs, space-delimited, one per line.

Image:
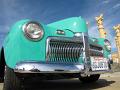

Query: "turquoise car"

xmin=0 ymin=17 xmax=112 ymax=90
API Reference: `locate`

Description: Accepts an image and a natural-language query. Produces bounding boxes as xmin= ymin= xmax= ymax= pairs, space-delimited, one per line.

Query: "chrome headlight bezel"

xmin=104 ymin=39 xmax=111 ymax=51
xmin=23 ymin=21 xmax=44 ymax=41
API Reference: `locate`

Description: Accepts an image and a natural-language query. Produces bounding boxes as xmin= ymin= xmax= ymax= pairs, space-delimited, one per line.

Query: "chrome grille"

xmin=46 ymin=37 xmax=83 ymax=64
xmin=90 ymin=44 xmax=103 ymax=56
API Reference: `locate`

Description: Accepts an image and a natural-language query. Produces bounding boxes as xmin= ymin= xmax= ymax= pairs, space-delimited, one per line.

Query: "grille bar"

xmin=46 ymin=37 xmax=83 ymax=64
xmin=89 ymin=44 xmax=103 ymax=56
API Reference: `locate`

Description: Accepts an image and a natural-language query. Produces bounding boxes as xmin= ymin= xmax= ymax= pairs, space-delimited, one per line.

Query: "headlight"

xmin=104 ymin=39 xmax=111 ymax=51
xmin=23 ymin=21 xmax=44 ymax=41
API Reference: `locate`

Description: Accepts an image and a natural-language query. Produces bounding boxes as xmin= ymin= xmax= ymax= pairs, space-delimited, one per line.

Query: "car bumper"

xmin=14 ymin=61 xmax=112 ymax=75
xmin=14 ymin=62 xmax=84 ymax=74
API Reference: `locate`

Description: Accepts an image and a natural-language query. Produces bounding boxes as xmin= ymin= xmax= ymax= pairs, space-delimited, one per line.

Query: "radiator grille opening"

xmin=46 ymin=37 xmax=83 ymax=64
xmin=90 ymin=44 xmax=103 ymax=56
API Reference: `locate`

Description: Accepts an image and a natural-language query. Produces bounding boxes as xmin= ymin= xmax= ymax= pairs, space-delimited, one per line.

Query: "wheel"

xmin=79 ymin=74 xmax=100 ymax=83
xmin=3 ymin=66 xmax=22 ymax=90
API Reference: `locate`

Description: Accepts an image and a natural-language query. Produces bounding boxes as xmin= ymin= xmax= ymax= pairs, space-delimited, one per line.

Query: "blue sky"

xmin=0 ymin=0 xmax=120 ymax=52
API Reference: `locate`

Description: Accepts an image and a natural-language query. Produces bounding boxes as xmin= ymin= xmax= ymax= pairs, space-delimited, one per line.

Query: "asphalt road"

xmin=0 ymin=72 xmax=120 ymax=90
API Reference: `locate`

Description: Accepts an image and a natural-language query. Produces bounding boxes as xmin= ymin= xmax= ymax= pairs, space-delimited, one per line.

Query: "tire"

xmin=3 ymin=66 xmax=22 ymax=90
xmin=79 ymin=74 xmax=100 ymax=83
xmin=0 ymin=48 xmax=5 ymax=83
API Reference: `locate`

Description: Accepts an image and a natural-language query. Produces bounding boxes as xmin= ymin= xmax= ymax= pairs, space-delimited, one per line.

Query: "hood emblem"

xmin=56 ymin=30 xmax=65 ymax=35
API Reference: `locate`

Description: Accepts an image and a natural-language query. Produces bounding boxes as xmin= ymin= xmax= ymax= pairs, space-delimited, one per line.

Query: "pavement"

xmin=0 ymin=72 xmax=120 ymax=90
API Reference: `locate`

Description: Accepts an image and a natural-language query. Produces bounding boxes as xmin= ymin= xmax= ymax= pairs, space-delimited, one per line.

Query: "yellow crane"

xmin=95 ymin=14 xmax=107 ymax=39
xmin=113 ymin=24 xmax=120 ymax=62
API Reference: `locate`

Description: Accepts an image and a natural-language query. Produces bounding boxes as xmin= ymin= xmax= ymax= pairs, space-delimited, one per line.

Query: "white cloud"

xmin=102 ymin=0 xmax=109 ymax=4
xmin=113 ymin=3 xmax=120 ymax=9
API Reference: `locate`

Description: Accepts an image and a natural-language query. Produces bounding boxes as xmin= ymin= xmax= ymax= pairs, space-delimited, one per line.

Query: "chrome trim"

xmin=14 ymin=62 xmax=84 ymax=73
xmin=14 ymin=61 xmax=112 ymax=75
xmin=89 ymin=49 xmax=103 ymax=53
xmin=22 ymin=21 xmax=44 ymax=41
xmin=82 ymin=33 xmax=90 ymax=74
xmin=81 ymin=70 xmax=112 ymax=76
xmin=46 ymin=36 xmax=83 ymax=64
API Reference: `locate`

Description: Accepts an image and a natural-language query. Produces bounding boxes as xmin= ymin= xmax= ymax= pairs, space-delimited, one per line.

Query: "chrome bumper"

xmin=14 ymin=62 xmax=84 ymax=73
xmin=14 ymin=61 xmax=112 ymax=75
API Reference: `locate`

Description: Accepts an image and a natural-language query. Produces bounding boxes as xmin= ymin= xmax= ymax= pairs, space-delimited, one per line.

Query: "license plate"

xmin=91 ymin=57 xmax=109 ymax=71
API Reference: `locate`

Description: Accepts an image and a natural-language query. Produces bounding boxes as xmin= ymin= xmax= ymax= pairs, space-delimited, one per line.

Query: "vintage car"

xmin=0 ymin=17 xmax=112 ymax=90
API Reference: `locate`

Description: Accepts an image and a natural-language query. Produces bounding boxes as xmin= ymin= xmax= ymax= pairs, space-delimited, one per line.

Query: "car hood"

xmin=47 ymin=17 xmax=88 ymax=33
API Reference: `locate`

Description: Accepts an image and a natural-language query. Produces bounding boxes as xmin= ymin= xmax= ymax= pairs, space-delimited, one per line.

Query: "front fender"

xmin=3 ymin=20 xmax=46 ymax=69
xmin=3 ymin=19 xmax=75 ymax=69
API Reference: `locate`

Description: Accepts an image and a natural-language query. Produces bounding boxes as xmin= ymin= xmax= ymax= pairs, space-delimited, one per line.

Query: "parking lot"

xmin=0 ymin=72 xmax=120 ymax=90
